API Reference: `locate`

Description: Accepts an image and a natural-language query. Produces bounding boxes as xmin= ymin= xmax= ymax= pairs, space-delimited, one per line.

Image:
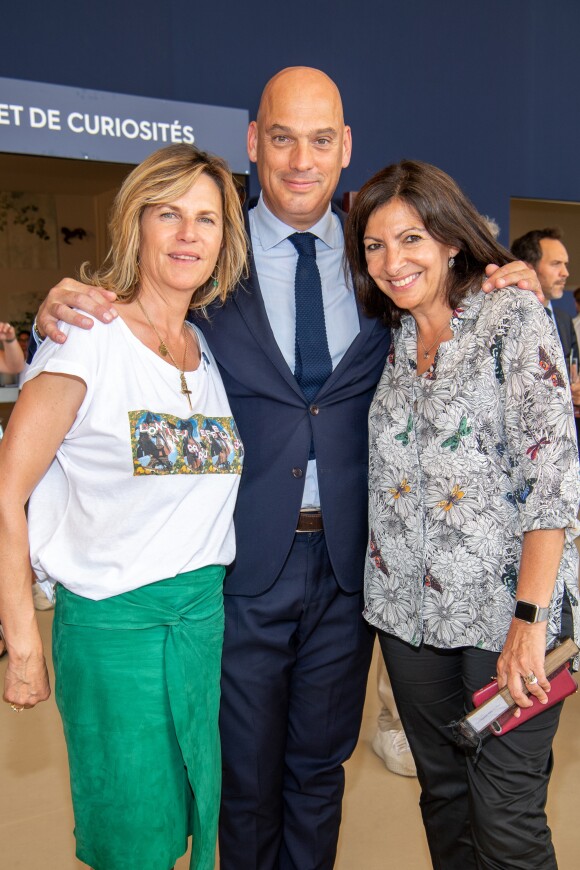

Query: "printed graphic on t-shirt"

xmin=129 ymin=411 xmax=244 ymax=476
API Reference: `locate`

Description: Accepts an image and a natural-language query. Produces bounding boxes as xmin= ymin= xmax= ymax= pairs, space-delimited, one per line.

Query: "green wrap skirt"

xmin=52 ymin=566 xmax=225 ymax=870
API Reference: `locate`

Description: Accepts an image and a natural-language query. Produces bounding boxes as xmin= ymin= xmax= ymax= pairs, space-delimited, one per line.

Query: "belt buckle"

xmin=296 ymin=509 xmax=323 ymax=533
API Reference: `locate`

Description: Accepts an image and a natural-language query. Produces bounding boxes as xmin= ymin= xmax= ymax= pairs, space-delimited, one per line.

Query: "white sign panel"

xmin=0 ymin=77 xmax=249 ymax=174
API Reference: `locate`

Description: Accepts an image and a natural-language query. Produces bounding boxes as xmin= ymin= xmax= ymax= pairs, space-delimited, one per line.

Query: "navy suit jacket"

xmin=552 ymin=305 xmax=579 ymax=362
xmin=195 ymin=209 xmax=391 ymax=596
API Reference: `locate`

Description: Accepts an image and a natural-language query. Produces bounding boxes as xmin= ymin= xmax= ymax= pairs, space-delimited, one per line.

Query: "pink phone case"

xmin=472 ymin=663 xmax=577 ymax=736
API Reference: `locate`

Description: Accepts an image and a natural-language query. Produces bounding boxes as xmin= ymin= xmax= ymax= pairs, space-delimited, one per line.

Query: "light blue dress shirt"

xmin=249 ymin=195 xmax=360 ymax=508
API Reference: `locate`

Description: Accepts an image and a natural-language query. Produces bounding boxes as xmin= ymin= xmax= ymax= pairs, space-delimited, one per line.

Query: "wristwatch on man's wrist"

xmin=514 ymin=600 xmax=550 ymax=624
xmin=32 ymin=319 xmax=45 ymax=344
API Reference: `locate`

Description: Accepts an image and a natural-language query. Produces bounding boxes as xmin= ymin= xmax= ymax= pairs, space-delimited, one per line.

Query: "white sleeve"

xmin=23 ymin=314 xmax=108 ymax=433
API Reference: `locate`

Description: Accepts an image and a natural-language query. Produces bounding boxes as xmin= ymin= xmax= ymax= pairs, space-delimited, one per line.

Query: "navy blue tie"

xmin=288 ymin=232 xmax=332 ymax=402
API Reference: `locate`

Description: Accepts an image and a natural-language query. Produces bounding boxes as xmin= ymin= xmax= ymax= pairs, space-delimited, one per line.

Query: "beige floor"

xmin=1 ymin=615 xmax=579 ymax=869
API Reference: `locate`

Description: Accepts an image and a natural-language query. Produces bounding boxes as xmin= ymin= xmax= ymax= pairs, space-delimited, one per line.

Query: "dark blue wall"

xmin=2 ymin=1 xmax=579 ymax=246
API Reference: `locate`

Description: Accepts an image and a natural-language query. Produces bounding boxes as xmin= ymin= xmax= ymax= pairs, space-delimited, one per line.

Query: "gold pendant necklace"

xmin=136 ymin=298 xmax=193 ymax=410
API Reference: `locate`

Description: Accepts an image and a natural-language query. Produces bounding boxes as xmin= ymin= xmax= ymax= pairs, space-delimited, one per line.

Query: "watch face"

xmin=515 ymin=601 xmax=538 ymax=623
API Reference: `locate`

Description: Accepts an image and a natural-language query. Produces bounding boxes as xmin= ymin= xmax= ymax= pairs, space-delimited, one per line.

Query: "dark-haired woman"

xmin=345 ymin=160 xmax=580 ymax=869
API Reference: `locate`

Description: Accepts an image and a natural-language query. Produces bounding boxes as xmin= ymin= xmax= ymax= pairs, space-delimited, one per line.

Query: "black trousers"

xmin=379 ymin=619 xmax=571 ymax=870
xmin=219 ymin=531 xmax=375 ymax=870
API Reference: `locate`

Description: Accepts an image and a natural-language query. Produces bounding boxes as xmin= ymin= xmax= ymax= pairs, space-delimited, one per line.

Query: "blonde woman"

xmin=0 ymin=144 xmax=247 ymax=870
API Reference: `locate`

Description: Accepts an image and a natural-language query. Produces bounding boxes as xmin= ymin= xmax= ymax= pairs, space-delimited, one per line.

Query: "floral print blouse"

xmin=364 ymin=286 xmax=580 ymax=652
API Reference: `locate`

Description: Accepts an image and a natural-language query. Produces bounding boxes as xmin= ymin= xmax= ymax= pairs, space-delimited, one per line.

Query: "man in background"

xmin=16 ymin=328 xmax=31 ymax=358
xmin=511 ymin=228 xmax=578 ymax=362
xmin=512 ymin=229 xmax=580 ymax=451
xmin=572 ymin=287 xmax=580 ymax=350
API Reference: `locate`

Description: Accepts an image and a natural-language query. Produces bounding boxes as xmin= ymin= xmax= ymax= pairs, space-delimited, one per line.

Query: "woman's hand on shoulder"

xmin=3 ymin=651 xmax=51 ymax=709
xmin=482 ymin=262 xmax=543 ymax=302
xmin=496 ymin=619 xmax=549 ymax=709
xmin=37 ymin=278 xmax=118 ymax=344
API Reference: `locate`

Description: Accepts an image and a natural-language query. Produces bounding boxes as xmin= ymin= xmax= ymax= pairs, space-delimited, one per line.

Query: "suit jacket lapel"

xmin=315 ymin=292 xmax=383 ymax=400
xmin=314 ymin=205 xmax=386 ymax=397
xmin=236 ymin=205 xmax=386 ymax=402
xmin=234 ymin=252 xmax=305 ymax=399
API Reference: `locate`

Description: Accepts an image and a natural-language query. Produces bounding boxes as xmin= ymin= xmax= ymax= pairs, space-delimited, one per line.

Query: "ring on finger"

xmin=523 ymin=671 xmax=538 ymax=686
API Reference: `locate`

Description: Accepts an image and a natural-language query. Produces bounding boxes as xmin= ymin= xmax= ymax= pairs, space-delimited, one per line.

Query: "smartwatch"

xmin=514 ymin=600 xmax=550 ymax=624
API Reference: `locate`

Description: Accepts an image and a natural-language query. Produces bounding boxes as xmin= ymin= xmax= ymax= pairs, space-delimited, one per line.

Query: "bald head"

xmin=257 ymin=67 xmax=345 ymax=125
xmin=248 ymin=66 xmax=352 ymax=230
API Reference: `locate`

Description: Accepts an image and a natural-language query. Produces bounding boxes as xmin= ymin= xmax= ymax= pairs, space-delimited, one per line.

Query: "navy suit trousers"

xmin=219 ymin=531 xmax=375 ymax=870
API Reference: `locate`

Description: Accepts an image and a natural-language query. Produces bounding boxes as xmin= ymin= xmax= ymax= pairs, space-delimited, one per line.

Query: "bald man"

xmin=34 ymin=67 xmax=539 ymax=869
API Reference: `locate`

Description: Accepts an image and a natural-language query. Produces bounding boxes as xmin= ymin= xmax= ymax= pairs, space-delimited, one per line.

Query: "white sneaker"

xmin=372 ymin=728 xmax=417 ymax=777
xmin=32 ymin=582 xmax=54 ymax=611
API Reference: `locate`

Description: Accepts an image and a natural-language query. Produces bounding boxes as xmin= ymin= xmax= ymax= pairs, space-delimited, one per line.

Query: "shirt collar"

xmin=450 ymin=287 xmax=486 ymax=330
xmin=400 ymin=286 xmax=486 ymax=338
xmin=250 ymin=193 xmax=338 ymax=251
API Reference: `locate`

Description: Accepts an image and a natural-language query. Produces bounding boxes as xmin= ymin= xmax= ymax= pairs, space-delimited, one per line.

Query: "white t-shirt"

xmin=24 ymin=313 xmax=243 ymax=600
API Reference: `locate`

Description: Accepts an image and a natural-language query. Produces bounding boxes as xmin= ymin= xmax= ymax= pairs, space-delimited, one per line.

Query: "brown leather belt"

xmin=296 ymin=509 xmax=324 ymax=533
